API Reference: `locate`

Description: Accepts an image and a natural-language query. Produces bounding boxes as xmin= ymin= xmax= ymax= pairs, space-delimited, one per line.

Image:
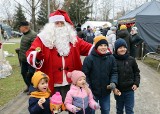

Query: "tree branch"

xmin=26 ymin=0 xmax=32 ymax=8
xmin=35 ymin=0 xmax=41 ymax=7
xmin=13 ymin=0 xmax=32 ymax=15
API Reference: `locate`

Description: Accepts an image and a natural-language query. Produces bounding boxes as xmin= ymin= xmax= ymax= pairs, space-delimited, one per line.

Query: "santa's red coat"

xmin=26 ymin=37 xmax=92 ymax=93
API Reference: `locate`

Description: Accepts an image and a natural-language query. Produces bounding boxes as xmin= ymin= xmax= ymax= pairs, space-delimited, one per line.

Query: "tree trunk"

xmin=31 ymin=0 xmax=36 ymax=31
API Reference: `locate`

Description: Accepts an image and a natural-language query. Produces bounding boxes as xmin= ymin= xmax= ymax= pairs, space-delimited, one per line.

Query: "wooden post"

xmin=0 ymin=27 xmax=4 ymax=61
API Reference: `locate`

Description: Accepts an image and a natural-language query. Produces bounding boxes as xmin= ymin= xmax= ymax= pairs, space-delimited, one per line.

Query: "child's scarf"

xmin=30 ymin=91 xmax=51 ymax=98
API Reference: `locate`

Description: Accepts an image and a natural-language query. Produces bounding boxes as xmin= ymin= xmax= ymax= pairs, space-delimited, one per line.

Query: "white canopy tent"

xmin=81 ymin=21 xmax=112 ymax=30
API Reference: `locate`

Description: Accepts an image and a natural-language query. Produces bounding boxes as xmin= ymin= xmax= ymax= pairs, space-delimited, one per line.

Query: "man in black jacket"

xmin=19 ymin=21 xmax=36 ymax=93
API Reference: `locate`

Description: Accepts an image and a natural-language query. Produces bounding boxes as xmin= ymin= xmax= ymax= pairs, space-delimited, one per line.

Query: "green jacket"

xmin=19 ymin=30 xmax=37 ymax=62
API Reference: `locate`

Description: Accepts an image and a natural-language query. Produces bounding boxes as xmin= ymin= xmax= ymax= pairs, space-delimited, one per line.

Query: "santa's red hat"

xmin=49 ymin=10 xmax=73 ymax=25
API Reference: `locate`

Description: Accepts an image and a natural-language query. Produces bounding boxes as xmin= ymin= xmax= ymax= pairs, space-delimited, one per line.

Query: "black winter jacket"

xmin=114 ymin=56 xmax=140 ymax=92
xmin=130 ymin=34 xmax=143 ymax=58
xmin=82 ymin=49 xmax=118 ymax=97
xmin=117 ymin=29 xmax=132 ymax=54
xmin=19 ymin=30 xmax=37 ymax=62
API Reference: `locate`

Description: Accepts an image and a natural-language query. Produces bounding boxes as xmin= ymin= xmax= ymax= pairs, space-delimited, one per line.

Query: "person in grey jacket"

xmin=82 ymin=36 xmax=118 ymax=114
xmin=19 ymin=21 xmax=37 ymax=93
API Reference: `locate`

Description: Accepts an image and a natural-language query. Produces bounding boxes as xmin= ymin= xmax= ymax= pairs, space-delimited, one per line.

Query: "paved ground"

xmin=0 ymin=60 xmax=160 ymax=114
xmin=2 ymin=38 xmax=21 ymax=43
xmin=0 ymin=38 xmax=160 ymax=113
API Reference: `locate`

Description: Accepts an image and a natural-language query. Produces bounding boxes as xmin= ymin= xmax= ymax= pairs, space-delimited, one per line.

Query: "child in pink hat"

xmin=64 ymin=70 xmax=100 ymax=114
xmin=50 ymin=92 xmax=66 ymax=114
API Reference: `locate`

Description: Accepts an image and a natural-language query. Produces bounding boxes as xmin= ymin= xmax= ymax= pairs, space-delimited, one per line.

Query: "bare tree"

xmin=91 ymin=0 xmax=112 ymax=21
xmin=0 ymin=0 xmax=13 ymax=26
xmin=100 ymin=0 xmax=112 ymax=21
xmin=51 ymin=0 xmax=64 ymax=11
xmin=13 ymin=0 xmax=41 ymax=31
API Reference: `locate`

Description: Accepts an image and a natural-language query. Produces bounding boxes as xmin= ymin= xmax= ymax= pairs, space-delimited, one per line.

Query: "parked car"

xmin=11 ymin=31 xmax=23 ymax=37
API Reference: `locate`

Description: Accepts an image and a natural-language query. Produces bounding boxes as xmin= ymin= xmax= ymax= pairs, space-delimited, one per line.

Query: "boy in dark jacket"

xmin=28 ymin=71 xmax=52 ymax=114
xmin=113 ymin=38 xmax=140 ymax=114
xmin=82 ymin=36 xmax=118 ymax=114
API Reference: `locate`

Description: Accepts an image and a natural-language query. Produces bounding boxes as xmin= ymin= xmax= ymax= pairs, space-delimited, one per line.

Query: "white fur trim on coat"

xmin=27 ymin=51 xmax=44 ymax=69
xmin=49 ymin=15 xmax=65 ymax=23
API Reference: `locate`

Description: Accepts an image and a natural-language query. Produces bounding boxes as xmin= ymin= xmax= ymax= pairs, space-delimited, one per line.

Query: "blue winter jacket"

xmin=82 ymin=48 xmax=118 ymax=97
xmin=28 ymin=87 xmax=51 ymax=114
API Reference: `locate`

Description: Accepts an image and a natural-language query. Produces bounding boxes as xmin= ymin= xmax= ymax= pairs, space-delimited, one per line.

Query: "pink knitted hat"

xmin=50 ymin=92 xmax=62 ymax=105
xmin=67 ymin=70 xmax=86 ymax=84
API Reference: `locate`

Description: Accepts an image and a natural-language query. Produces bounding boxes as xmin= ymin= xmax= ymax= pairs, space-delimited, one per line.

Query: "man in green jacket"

xmin=19 ymin=21 xmax=36 ymax=93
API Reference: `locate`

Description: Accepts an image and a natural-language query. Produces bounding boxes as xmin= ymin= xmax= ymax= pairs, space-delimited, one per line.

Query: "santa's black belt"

xmin=58 ymin=67 xmax=69 ymax=71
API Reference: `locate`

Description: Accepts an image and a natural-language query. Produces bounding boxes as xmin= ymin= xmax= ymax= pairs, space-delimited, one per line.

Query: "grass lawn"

xmin=143 ymin=57 xmax=160 ymax=73
xmin=0 ymin=42 xmax=25 ymax=107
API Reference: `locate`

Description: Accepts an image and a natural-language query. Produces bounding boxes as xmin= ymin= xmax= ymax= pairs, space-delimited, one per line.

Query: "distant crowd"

xmin=76 ymin=24 xmax=143 ymax=59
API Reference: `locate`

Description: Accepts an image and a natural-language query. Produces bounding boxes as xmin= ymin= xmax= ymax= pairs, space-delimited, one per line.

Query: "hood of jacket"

xmin=118 ymin=29 xmax=130 ymax=38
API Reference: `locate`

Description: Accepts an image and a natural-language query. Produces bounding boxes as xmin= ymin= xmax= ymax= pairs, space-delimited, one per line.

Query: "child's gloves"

xmin=36 ymin=47 xmax=44 ymax=61
xmin=107 ymin=83 xmax=116 ymax=90
xmin=72 ymin=107 xmax=81 ymax=113
xmin=94 ymin=103 xmax=100 ymax=110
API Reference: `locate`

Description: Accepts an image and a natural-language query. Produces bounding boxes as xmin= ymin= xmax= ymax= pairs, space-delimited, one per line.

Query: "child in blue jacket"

xmin=28 ymin=71 xmax=52 ymax=114
xmin=82 ymin=36 xmax=118 ymax=114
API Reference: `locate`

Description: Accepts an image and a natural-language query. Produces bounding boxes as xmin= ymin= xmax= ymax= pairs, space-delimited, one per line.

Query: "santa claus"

xmin=26 ymin=10 xmax=92 ymax=99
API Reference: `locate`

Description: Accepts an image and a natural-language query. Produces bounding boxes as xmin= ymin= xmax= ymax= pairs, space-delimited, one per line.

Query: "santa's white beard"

xmin=38 ymin=22 xmax=77 ymax=56
xmin=54 ymin=27 xmax=70 ymax=56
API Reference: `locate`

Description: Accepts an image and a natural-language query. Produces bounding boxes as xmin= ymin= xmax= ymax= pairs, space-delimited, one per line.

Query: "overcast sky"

xmin=0 ymin=0 xmax=155 ymax=21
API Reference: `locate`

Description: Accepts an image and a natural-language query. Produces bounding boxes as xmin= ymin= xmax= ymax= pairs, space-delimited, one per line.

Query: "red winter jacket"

xmin=26 ymin=36 xmax=92 ymax=93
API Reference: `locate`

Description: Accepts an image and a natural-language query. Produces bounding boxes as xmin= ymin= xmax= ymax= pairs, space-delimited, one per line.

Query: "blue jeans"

xmin=21 ymin=61 xmax=35 ymax=87
xmin=91 ymin=94 xmax=110 ymax=114
xmin=115 ymin=91 xmax=134 ymax=114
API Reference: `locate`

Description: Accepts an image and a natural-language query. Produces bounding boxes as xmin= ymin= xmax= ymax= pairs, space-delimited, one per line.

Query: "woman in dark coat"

xmin=130 ymin=27 xmax=144 ymax=59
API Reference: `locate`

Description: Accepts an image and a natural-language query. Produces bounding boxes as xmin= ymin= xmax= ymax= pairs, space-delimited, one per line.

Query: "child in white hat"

xmin=64 ymin=70 xmax=100 ymax=114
